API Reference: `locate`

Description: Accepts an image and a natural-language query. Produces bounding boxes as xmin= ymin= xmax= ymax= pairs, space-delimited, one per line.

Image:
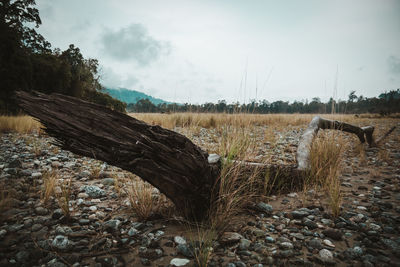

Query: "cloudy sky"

xmin=36 ymin=0 xmax=400 ymax=104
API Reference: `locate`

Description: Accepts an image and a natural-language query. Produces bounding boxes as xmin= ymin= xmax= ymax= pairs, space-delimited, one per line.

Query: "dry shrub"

xmin=377 ymin=149 xmax=391 ymax=163
xmin=57 ymin=179 xmax=71 ymax=218
xmin=190 ymin=226 xmax=216 ymax=267
xmin=41 ymin=171 xmax=58 ymax=204
xmin=208 ymin=126 xmax=260 ymax=233
xmin=90 ymin=165 xmax=102 ymax=180
xmin=125 ymin=177 xmax=167 ymax=221
xmin=0 ymin=116 xmax=41 ymax=134
xmin=308 ymin=131 xmax=346 ymax=217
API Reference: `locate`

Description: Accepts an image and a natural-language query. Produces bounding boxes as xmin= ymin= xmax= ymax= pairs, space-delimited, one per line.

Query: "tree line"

xmin=128 ymin=89 xmax=400 ymax=114
xmin=0 ymin=0 xmax=126 ymax=114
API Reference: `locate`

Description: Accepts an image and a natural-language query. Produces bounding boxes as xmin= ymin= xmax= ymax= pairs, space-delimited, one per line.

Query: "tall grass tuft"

xmin=208 ymin=124 xmax=260 ymax=233
xmin=41 ymin=171 xmax=58 ymax=204
xmin=125 ymin=176 xmax=167 ymax=221
xmin=0 ymin=116 xmax=41 ymax=134
xmin=308 ymin=131 xmax=346 ymax=217
xmin=57 ymin=179 xmax=72 ymax=218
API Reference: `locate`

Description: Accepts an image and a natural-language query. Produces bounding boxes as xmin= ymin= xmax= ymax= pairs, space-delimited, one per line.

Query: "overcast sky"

xmin=36 ymin=0 xmax=400 ymax=104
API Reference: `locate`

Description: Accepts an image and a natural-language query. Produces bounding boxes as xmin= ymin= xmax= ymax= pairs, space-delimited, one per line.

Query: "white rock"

xmin=323 ymin=239 xmax=335 ymax=248
xmin=174 ymin=236 xmax=187 ymax=245
xmin=319 ymin=248 xmax=333 ymax=261
xmin=170 ymin=258 xmax=190 ymax=266
xmin=207 ymin=154 xmax=220 ymax=164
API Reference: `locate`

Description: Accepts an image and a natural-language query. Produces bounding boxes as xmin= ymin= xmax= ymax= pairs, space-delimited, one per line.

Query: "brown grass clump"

xmin=0 ymin=116 xmax=41 ymax=134
xmin=90 ymin=164 xmax=102 ymax=180
xmin=308 ymin=131 xmax=346 ymax=217
xmin=41 ymin=171 xmax=58 ymax=204
xmin=125 ymin=177 xmax=166 ymax=221
xmin=208 ymin=125 xmax=260 ymax=233
xmin=57 ymin=179 xmax=72 ymax=218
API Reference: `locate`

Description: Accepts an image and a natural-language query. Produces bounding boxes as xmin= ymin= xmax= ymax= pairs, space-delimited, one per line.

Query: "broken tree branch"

xmin=296 ymin=116 xmax=376 ymax=170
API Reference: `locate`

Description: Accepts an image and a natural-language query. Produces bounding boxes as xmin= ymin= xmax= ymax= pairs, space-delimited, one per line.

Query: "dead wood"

xmin=296 ymin=116 xmax=376 ymax=170
xmin=16 ymin=91 xmax=217 ymax=220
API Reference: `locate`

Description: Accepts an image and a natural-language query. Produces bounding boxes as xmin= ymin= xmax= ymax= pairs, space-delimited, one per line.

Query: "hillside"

xmin=104 ymin=87 xmax=170 ymax=105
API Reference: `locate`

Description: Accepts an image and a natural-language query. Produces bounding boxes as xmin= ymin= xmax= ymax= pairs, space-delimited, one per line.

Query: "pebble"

xmin=170 ymin=258 xmax=190 ymax=266
xmin=319 ymin=248 xmax=333 ymax=261
xmin=52 ymin=235 xmax=70 ymax=250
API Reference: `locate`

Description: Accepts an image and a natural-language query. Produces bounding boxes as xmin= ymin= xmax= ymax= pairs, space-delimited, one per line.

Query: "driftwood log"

xmin=296 ymin=116 xmax=375 ymax=170
xmin=16 ymin=91 xmax=395 ymax=220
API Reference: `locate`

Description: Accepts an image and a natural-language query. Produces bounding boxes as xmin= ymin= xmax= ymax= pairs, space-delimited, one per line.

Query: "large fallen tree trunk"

xmin=17 ymin=91 xmax=218 ymax=220
xmin=16 ymin=91 xmax=394 ymax=220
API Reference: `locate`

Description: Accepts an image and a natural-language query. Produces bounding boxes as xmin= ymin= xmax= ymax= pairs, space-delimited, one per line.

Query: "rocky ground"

xmin=0 ymin=119 xmax=399 ymax=267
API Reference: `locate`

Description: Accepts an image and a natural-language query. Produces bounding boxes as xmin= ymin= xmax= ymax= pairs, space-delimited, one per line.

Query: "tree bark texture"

xmin=16 ymin=91 xmax=217 ymax=220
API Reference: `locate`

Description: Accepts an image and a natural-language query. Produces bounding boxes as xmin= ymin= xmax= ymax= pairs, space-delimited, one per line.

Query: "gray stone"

xmin=256 ymin=202 xmax=273 ymax=215
xmin=0 ymin=229 xmax=7 ymax=239
xmin=177 ymin=244 xmax=193 ymax=258
xmin=174 ymin=236 xmax=187 ymax=245
xmin=220 ymin=232 xmax=244 ymax=244
xmin=103 ymin=219 xmax=121 ymax=231
xmin=303 ymin=219 xmax=318 ymax=230
xmin=81 ymin=185 xmax=106 ymax=198
xmin=31 ymin=223 xmax=43 ymax=232
xmin=128 ymin=227 xmax=139 ymax=236
xmin=79 ymin=170 xmax=91 ymax=178
xmin=239 ymin=238 xmax=251 ymax=250
xmin=319 ymin=248 xmax=333 ymax=261
xmin=55 ymin=226 xmax=72 ymax=235
xmin=308 ymin=238 xmax=322 ymax=249
xmin=170 ymin=258 xmax=190 ymax=266
xmin=52 ymin=209 xmax=64 ymax=219
xmin=322 ymin=229 xmax=343 ymax=241
xmin=16 ymin=250 xmax=29 ymax=262
xmin=9 ymin=158 xmax=22 ymax=168
xmin=52 ymin=235 xmax=70 ymax=250
xmin=35 ymin=207 xmax=48 ymax=215
xmin=279 ymin=242 xmax=293 ymax=249
xmin=265 ymin=236 xmax=275 ymax=243
xmin=291 ymin=210 xmax=309 ymax=219
xmin=102 ymin=178 xmax=115 ymax=185
xmin=47 ymin=258 xmax=68 ymax=267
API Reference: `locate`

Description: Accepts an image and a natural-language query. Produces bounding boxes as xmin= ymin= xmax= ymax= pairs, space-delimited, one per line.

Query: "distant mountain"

xmin=104 ymin=87 xmax=170 ymax=105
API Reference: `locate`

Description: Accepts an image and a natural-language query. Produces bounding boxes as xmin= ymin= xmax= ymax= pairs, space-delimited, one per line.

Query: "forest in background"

xmin=0 ymin=0 xmax=126 ymax=114
xmin=127 ymin=89 xmax=400 ymax=114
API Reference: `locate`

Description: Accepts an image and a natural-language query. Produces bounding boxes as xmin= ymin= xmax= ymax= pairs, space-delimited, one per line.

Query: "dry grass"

xmin=208 ymin=126 xmax=261 ymax=233
xmin=125 ymin=176 xmax=167 ymax=221
xmin=308 ymin=131 xmax=346 ymax=217
xmin=90 ymin=164 xmax=102 ymax=180
xmin=377 ymin=148 xmax=391 ymax=163
xmin=190 ymin=226 xmax=216 ymax=267
xmin=57 ymin=179 xmax=72 ymax=218
xmin=41 ymin=171 xmax=58 ymax=204
xmin=0 ymin=115 xmax=41 ymax=134
xmin=129 ymin=112 xmax=376 ymax=130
